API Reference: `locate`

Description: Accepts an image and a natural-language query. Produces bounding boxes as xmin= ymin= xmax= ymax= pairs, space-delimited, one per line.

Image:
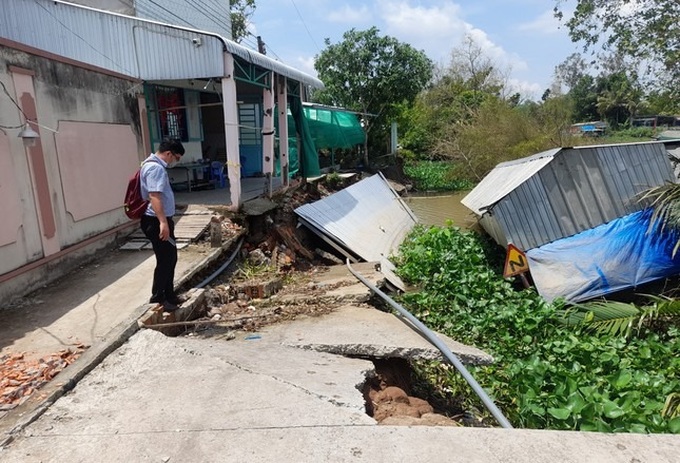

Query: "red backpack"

xmin=123 ymin=158 xmax=159 ymax=220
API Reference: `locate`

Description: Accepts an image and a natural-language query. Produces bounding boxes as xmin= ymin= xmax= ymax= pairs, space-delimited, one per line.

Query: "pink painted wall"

xmin=55 ymin=122 xmax=139 ymax=222
xmin=13 ymin=70 xmax=60 ymax=257
xmin=0 ymin=132 xmax=23 ymax=247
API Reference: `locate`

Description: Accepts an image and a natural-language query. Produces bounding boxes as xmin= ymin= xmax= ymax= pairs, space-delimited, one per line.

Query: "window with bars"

xmin=155 ymin=86 xmax=188 ymax=141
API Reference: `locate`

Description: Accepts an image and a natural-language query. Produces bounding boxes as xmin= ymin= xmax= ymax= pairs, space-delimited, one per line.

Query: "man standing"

xmin=140 ymin=138 xmax=185 ymax=312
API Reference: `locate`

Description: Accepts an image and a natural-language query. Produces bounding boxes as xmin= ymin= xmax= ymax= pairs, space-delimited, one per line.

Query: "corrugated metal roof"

xmin=461 ymin=148 xmax=560 ymax=214
xmin=295 ymin=174 xmax=418 ymax=262
xmin=462 ymin=142 xmax=675 ymax=250
xmin=134 ymin=0 xmax=231 ymax=40
xmin=0 ymin=0 xmax=323 ymax=87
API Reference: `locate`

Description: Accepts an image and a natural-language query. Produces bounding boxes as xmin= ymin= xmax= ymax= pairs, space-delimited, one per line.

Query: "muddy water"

xmin=404 ymin=191 xmax=478 ymax=229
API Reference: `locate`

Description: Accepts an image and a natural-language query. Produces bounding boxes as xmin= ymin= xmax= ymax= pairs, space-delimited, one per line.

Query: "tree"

xmin=400 ymin=35 xmax=510 ymax=161
xmin=447 ymin=35 xmax=506 ymax=95
xmin=554 ymin=1 xmax=680 ymax=94
xmin=554 ymin=53 xmax=588 ymax=90
xmin=230 ymin=0 xmax=255 ymax=43
xmin=313 ymin=27 xmax=433 ymax=163
xmin=568 ymin=75 xmax=598 ymax=122
xmin=594 ymin=71 xmax=642 ymax=128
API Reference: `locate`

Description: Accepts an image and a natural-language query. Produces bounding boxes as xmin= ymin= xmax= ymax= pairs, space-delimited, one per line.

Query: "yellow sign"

xmin=503 ymin=243 xmax=529 ymax=277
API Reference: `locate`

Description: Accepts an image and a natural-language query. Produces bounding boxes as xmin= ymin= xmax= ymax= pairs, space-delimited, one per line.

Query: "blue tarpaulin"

xmin=526 ymin=210 xmax=680 ymax=302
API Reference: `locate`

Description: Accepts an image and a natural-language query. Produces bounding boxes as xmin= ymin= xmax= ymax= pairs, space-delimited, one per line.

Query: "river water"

xmin=403 ymin=191 xmax=479 ymax=229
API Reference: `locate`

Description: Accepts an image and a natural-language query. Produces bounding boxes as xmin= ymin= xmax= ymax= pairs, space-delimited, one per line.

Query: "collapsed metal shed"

xmin=462 ymin=142 xmax=675 ymax=251
xmin=462 ymin=142 xmax=680 ymax=302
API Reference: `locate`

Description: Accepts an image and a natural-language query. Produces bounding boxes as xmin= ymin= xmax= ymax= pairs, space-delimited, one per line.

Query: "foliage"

xmin=400 ymin=35 xmax=508 ymax=161
xmin=313 ymin=27 xmax=433 ymax=159
xmin=639 ymin=184 xmax=680 ymax=256
xmin=447 ymin=35 xmax=506 ymax=95
xmin=646 ymin=90 xmax=680 ymax=115
xmin=530 ymin=94 xmax=575 ymax=147
xmin=234 ymin=261 xmax=275 ymax=281
xmin=403 ymin=161 xmax=472 ymax=192
xmin=230 ymin=0 xmax=255 ymax=43
xmin=562 ymin=296 xmax=680 ymax=339
xmin=568 ymin=75 xmax=599 ymax=122
xmin=393 ymin=225 xmax=680 ymax=432
xmin=325 ymin=172 xmax=343 ymax=189
xmin=555 ymin=53 xmax=589 ymax=90
xmin=554 ymin=0 xmax=680 ymax=97
xmin=397 ymin=35 xmax=594 ymax=183
xmin=594 ymin=71 xmax=643 ymax=128
xmin=613 ymin=127 xmax=655 ymax=139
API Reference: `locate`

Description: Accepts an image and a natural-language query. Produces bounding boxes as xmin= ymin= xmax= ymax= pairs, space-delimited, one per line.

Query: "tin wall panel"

xmin=475 ymin=142 xmax=674 ymax=251
xmin=295 ymin=174 xmax=418 ymax=262
xmin=135 ymin=0 xmax=231 ymax=39
xmin=461 ymin=149 xmax=558 ymax=214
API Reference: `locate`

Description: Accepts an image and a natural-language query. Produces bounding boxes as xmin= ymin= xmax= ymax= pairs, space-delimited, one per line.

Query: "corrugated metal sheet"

xmin=460 ymin=148 xmax=559 ymax=214
xmin=295 ymin=174 xmax=418 ymax=262
xmin=462 ymin=142 xmax=675 ymax=251
xmin=135 ymin=0 xmax=231 ymax=40
xmin=0 ymin=0 xmax=323 ymax=87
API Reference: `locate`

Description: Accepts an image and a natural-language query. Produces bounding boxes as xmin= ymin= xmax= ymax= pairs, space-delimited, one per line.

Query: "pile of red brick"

xmin=0 ymin=346 xmax=85 ymax=410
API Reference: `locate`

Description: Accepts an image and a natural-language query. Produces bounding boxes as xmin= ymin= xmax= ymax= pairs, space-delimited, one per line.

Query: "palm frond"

xmin=662 ymin=392 xmax=680 ymax=419
xmin=561 ymin=301 xmax=640 ymax=338
xmin=640 ymin=294 xmax=680 ymax=315
xmin=639 ymin=183 xmax=680 ymax=256
xmin=561 ymin=295 xmax=680 ymax=339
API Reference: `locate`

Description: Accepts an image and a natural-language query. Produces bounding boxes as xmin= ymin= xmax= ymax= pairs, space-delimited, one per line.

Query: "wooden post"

xmin=210 ymin=216 xmax=222 ymax=248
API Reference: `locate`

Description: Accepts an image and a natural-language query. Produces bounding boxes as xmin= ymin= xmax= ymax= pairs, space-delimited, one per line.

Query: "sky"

xmin=245 ymin=0 xmax=581 ymax=101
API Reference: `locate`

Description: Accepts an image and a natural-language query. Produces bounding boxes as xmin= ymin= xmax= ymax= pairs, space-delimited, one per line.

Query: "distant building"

xmin=631 ymin=115 xmax=680 ymax=128
xmin=569 ymin=121 xmax=607 ymax=137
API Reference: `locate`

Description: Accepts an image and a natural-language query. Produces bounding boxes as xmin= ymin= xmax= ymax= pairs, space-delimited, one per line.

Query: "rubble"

xmin=0 ymin=346 xmax=86 ymax=412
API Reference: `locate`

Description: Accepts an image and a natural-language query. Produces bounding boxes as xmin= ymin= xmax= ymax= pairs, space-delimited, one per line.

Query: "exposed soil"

xmin=180 ymin=174 xmax=367 ymax=336
xmin=363 ymin=359 xmax=463 ymax=426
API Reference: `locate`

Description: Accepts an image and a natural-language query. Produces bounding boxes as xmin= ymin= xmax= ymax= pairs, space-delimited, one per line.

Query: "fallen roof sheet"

xmin=295 ymin=173 xmax=418 ymax=262
xmin=461 ymin=148 xmax=560 ymax=215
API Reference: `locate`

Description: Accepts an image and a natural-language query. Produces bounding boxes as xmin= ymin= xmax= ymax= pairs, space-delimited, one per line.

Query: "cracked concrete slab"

xmin=14 ymin=330 xmax=373 ymax=436
xmin=2 ymin=328 xmax=678 ymax=463
xmin=247 ymin=304 xmax=493 ymax=365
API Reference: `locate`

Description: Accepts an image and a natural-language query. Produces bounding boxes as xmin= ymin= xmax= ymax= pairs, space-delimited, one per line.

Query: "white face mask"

xmin=168 ymin=153 xmax=181 ymax=167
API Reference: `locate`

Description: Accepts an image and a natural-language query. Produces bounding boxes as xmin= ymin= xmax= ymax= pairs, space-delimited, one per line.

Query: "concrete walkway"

xmin=0 ymin=240 xmax=678 ymax=462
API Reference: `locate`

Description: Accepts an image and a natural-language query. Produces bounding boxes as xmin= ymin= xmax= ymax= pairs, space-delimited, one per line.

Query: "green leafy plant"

xmin=639 ymin=185 xmax=680 ymax=256
xmin=325 ymin=172 xmax=343 ymax=189
xmin=403 ymin=161 xmax=472 ymax=191
xmin=235 ymin=261 xmax=275 ymax=281
xmin=393 ymin=224 xmax=680 ymax=433
xmin=562 ymin=296 xmax=680 ymax=339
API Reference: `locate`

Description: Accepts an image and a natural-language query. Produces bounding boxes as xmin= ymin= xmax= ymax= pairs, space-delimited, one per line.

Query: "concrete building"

xmin=0 ymin=0 xmax=323 ymax=302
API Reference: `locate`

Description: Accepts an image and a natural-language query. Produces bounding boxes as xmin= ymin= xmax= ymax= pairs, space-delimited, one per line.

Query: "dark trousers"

xmin=140 ymin=215 xmax=177 ymax=303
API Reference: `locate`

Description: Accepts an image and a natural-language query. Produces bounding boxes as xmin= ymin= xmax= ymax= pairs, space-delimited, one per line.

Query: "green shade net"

xmin=275 ymin=99 xmax=365 ymax=177
xmin=302 ymin=105 xmax=365 ymax=149
xmin=290 ymin=97 xmax=320 ymax=177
